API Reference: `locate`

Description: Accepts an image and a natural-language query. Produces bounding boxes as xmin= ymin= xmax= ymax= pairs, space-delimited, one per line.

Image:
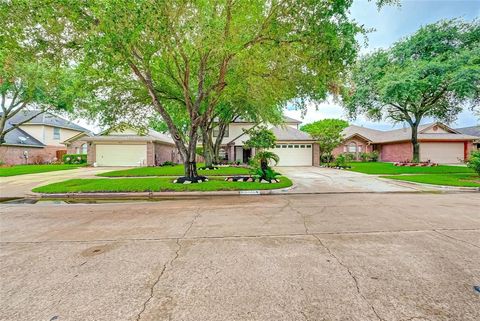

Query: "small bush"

xmin=63 ymin=154 xmax=87 ymax=164
xmin=369 ymin=151 xmax=379 ymax=162
xmin=161 ymin=161 xmax=176 ymax=166
xmin=343 ymin=153 xmax=356 ymax=162
xmin=467 ymin=151 xmax=480 ymax=176
xmin=360 ymin=152 xmax=369 ymax=162
xmin=334 ymin=154 xmax=347 ymax=167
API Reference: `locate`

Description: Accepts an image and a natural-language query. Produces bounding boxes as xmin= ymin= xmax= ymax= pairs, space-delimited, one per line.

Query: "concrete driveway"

xmin=277 ymin=166 xmax=420 ymax=193
xmin=0 ymin=167 xmax=127 ymax=198
xmin=1 ymin=193 xmax=479 ymax=321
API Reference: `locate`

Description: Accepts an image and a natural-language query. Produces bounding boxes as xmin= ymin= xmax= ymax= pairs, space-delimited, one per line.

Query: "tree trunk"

xmin=411 ymin=123 xmax=420 ymax=163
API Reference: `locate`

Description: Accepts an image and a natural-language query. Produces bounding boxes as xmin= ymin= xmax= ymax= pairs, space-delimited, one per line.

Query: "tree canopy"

xmin=342 ymin=19 xmax=480 ymax=162
xmin=301 ymin=119 xmax=349 ymax=163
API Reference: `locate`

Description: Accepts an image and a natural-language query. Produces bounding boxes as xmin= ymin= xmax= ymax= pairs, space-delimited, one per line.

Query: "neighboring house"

xmin=333 ymin=122 xmax=477 ymax=164
xmin=0 ymin=111 xmax=88 ymax=165
xmin=81 ymin=128 xmax=180 ymax=166
xmin=456 ymin=125 xmax=480 ymax=151
xmin=215 ymin=116 xmax=319 ymax=166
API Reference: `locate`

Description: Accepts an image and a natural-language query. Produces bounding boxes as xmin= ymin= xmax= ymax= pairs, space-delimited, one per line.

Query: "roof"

xmin=1 ymin=126 xmax=45 ymax=147
xmin=84 ymin=129 xmax=175 ymax=145
xmin=233 ymin=115 xmax=301 ymax=124
xmin=9 ymin=110 xmax=88 ymax=132
xmin=270 ymin=125 xmax=314 ymax=141
xmin=455 ymin=125 xmax=480 ymax=137
xmin=342 ymin=122 xmax=478 ymax=144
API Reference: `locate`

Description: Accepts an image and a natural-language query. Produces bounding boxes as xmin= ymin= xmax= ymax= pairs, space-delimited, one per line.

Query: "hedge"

xmin=63 ymin=153 xmax=87 ymax=164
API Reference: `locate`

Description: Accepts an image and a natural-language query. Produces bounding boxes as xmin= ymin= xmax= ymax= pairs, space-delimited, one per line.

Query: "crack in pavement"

xmin=311 ymin=234 xmax=385 ymax=321
xmin=135 ymin=209 xmax=201 ymax=321
xmin=433 ymin=229 xmax=480 ymax=249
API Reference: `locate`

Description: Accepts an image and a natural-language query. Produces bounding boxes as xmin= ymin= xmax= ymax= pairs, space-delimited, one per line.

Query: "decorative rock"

xmin=173 ymin=180 xmax=177 ymax=183
xmin=183 ymin=180 xmax=192 ymax=184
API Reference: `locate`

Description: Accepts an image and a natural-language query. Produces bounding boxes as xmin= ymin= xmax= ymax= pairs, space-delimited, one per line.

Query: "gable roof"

xmin=84 ymin=128 xmax=175 ymax=145
xmin=232 ymin=115 xmax=301 ymax=124
xmin=342 ymin=122 xmax=478 ymax=144
xmin=455 ymin=125 xmax=480 ymax=137
xmin=270 ymin=125 xmax=314 ymax=141
xmin=8 ymin=110 xmax=88 ymax=132
xmin=1 ymin=126 xmax=45 ymax=147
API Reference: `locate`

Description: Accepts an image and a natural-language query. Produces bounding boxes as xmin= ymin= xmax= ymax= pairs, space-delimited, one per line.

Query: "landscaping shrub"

xmin=161 ymin=161 xmax=176 ymax=166
xmin=63 ymin=154 xmax=87 ymax=164
xmin=343 ymin=153 xmax=356 ymax=162
xmin=334 ymin=154 xmax=347 ymax=167
xmin=369 ymin=151 xmax=379 ymax=162
xmin=360 ymin=152 xmax=369 ymax=162
xmin=467 ymin=151 xmax=480 ymax=176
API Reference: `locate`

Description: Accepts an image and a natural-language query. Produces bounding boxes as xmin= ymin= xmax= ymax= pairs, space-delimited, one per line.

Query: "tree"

xmin=0 ymin=2 xmax=76 ymax=143
xmin=54 ymin=0 xmax=367 ymax=180
xmin=342 ymin=19 xmax=480 ymax=162
xmin=243 ymin=126 xmax=279 ymax=181
xmin=301 ymin=119 xmax=349 ymax=164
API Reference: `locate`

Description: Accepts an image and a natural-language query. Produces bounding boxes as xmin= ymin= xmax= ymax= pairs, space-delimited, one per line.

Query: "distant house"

xmin=456 ymin=125 xmax=480 ymax=151
xmin=0 ymin=111 xmax=88 ymax=165
xmin=333 ymin=122 xmax=478 ymax=164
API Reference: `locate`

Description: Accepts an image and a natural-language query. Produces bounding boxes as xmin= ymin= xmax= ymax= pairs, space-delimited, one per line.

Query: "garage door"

xmin=270 ymin=143 xmax=312 ymax=166
xmin=420 ymin=142 xmax=464 ymax=164
xmin=95 ymin=144 xmax=147 ymax=166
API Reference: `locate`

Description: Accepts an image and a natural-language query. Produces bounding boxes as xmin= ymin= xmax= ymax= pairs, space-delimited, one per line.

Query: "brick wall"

xmin=0 ymin=145 xmax=65 ymax=165
xmin=66 ymin=140 xmax=88 ymax=154
xmin=87 ymin=143 xmax=96 ymax=164
xmin=312 ymin=143 xmax=320 ymax=166
xmin=380 ymin=142 xmax=412 ymax=162
xmin=154 ymin=142 xmax=181 ymax=166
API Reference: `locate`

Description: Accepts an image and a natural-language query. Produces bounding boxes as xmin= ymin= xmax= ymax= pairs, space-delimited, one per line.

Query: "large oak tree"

xmin=342 ymin=19 xmax=480 ymax=162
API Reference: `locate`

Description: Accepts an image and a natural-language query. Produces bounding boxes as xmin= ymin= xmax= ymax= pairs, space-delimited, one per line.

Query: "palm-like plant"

xmin=251 ymin=151 xmax=280 ymax=181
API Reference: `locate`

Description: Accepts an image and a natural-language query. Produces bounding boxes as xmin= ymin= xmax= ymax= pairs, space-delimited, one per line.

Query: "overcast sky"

xmin=284 ymin=0 xmax=480 ymax=130
xmin=74 ymin=0 xmax=480 ymax=132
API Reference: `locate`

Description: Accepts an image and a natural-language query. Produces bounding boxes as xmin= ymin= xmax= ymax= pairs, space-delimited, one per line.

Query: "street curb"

xmin=377 ymin=177 xmax=480 ymax=192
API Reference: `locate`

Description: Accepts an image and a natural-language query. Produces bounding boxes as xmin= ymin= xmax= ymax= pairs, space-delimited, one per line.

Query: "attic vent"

xmin=433 ymin=125 xmax=438 ymax=131
xmin=18 ymin=136 xmax=27 ymax=143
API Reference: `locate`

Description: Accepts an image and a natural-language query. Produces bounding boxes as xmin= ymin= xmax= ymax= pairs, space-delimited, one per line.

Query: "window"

xmin=275 ymin=145 xmax=281 ymax=148
xmin=53 ymin=127 xmax=60 ymax=140
xmin=81 ymin=143 xmax=87 ymax=154
xmin=306 ymin=145 xmax=311 ymax=148
xmin=281 ymin=145 xmax=287 ymax=148
xmin=294 ymin=145 xmax=299 ymax=148
xmin=288 ymin=145 xmax=293 ymax=148
xmin=213 ymin=125 xmax=229 ymax=138
xmin=300 ymin=145 xmax=305 ymax=148
xmin=347 ymin=142 xmax=357 ymax=153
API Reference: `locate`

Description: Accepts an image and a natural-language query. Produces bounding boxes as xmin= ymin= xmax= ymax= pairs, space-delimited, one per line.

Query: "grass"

xmin=32 ymin=177 xmax=293 ymax=193
xmin=98 ymin=164 xmax=252 ymax=177
xmin=381 ymin=173 xmax=480 ymax=188
xmin=346 ymin=162 xmax=474 ymax=175
xmin=0 ymin=164 xmax=84 ymax=177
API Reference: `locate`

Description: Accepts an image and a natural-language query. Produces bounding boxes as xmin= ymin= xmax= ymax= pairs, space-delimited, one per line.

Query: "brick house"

xmin=0 ymin=111 xmax=89 ymax=165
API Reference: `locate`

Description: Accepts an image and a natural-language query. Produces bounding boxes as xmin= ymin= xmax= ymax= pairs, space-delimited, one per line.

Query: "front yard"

xmin=98 ymin=164 xmax=251 ymax=177
xmin=32 ymin=176 xmax=292 ymax=193
xmin=0 ymin=164 xmax=84 ymax=177
xmin=346 ymin=162 xmax=479 ymax=187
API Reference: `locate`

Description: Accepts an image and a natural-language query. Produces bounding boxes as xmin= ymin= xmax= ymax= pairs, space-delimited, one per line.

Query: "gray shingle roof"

xmin=455 ymin=125 xmax=480 ymax=137
xmin=1 ymin=126 xmax=45 ymax=147
xmin=9 ymin=110 xmax=88 ymax=132
xmin=84 ymin=129 xmax=175 ymax=145
xmin=270 ymin=126 xmax=314 ymax=141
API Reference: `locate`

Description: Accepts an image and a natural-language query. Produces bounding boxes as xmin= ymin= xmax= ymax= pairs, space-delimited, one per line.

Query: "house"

xmin=82 ymin=128 xmax=181 ymax=166
xmin=216 ymin=116 xmax=319 ymax=166
xmin=0 ymin=111 xmax=88 ymax=165
xmin=72 ymin=116 xmax=319 ymax=167
xmin=456 ymin=125 xmax=480 ymax=151
xmin=333 ymin=122 xmax=478 ymax=164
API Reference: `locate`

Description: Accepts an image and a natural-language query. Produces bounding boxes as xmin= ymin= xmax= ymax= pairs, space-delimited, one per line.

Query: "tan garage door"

xmin=420 ymin=142 xmax=464 ymax=164
xmin=270 ymin=143 xmax=312 ymax=166
xmin=96 ymin=144 xmax=147 ymax=166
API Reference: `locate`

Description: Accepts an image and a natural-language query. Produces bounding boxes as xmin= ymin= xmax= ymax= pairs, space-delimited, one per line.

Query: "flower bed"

xmin=393 ymin=162 xmax=438 ymax=167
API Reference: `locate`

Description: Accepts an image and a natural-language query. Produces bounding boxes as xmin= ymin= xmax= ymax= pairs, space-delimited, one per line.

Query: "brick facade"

xmin=312 ymin=143 xmax=320 ymax=166
xmin=0 ymin=145 xmax=66 ymax=165
xmin=66 ymin=139 xmax=88 ymax=155
xmin=379 ymin=142 xmax=413 ymax=162
xmin=153 ymin=142 xmax=181 ymax=165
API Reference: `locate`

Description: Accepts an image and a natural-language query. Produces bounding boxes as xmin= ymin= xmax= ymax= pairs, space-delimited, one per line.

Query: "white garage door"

xmin=270 ymin=143 xmax=312 ymax=166
xmin=96 ymin=144 xmax=147 ymax=166
xmin=420 ymin=142 xmax=464 ymax=164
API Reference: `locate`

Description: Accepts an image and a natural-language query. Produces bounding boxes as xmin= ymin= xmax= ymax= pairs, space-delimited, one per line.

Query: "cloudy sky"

xmin=75 ymin=0 xmax=480 ymax=132
xmin=284 ymin=0 xmax=480 ymax=130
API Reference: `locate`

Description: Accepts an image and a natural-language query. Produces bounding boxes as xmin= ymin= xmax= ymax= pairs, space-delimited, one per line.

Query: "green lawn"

xmin=32 ymin=177 xmax=292 ymax=193
xmin=0 ymin=164 xmax=84 ymax=177
xmin=381 ymin=173 xmax=480 ymax=188
xmin=347 ymin=162 xmax=474 ymax=175
xmin=98 ymin=165 xmax=252 ymax=177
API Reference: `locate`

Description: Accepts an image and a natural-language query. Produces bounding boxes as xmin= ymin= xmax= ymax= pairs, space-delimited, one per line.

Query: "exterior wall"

xmin=379 ymin=142 xmax=412 ymax=162
xmin=0 ymin=145 xmax=62 ymax=165
xmin=220 ymin=123 xmax=255 ymax=145
xmin=147 ymin=142 xmax=155 ymax=166
xmin=66 ymin=140 xmax=88 ymax=154
xmin=153 ymin=142 xmax=181 ymax=166
xmin=312 ymin=143 xmax=320 ymax=166
xmin=332 ymin=137 xmax=372 ymax=159
xmin=87 ymin=143 xmax=96 ymax=164
xmin=19 ymin=124 xmax=83 ymax=146
xmin=422 ymin=125 xmax=449 ymax=134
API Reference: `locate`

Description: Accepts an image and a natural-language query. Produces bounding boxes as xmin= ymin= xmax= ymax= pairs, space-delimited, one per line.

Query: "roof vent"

xmin=18 ymin=136 xmax=27 ymax=143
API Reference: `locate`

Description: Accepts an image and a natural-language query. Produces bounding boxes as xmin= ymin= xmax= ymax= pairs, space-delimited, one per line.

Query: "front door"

xmin=242 ymin=148 xmax=251 ymax=164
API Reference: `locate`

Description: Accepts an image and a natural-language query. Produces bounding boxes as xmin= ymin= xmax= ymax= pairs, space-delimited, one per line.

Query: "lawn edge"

xmin=378 ymin=176 xmax=480 ymax=191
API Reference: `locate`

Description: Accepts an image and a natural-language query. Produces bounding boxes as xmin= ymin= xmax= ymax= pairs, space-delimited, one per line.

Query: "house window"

xmin=306 ymin=145 xmax=311 ymax=148
xmin=275 ymin=145 xmax=281 ymax=148
xmin=81 ymin=143 xmax=87 ymax=154
xmin=53 ymin=127 xmax=60 ymax=140
xmin=300 ymin=145 xmax=305 ymax=148
xmin=294 ymin=145 xmax=299 ymax=148
xmin=213 ymin=125 xmax=229 ymax=138
xmin=347 ymin=142 xmax=357 ymax=153
xmin=281 ymin=145 xmax=287 ymax=148
xmin=288 ymin=145 xmax=293 ymax=148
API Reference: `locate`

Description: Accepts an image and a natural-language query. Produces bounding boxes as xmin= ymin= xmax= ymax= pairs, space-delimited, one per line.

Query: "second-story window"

xmin=53 ymin=127 xmax=60 ymax=140
xmin=213 ymin=125 xmax=229 ymax=138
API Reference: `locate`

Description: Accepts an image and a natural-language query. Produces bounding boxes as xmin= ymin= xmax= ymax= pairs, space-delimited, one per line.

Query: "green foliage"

xmin=161 ymin=161 xmax=176 ymax=167
xmin=343 ymin=153 xmax=356 ymax=162
xmin=243 ymin=127 xmax=277 ymax=150
xmin=343 ymin=19 xmax=480 ymax=162
xmin=98 ymin=164 xmax=250 ymax=177
xmin=63 ymin=154 xmax=87 ymax=164
xmin=359 ymin=151 xmax=379 ymax=162
xmin=252 ymin=151 xmax=280 ymax=167
xmin=301 ymin=119 xmax=349 ymax=163
xmin=467 ymin=151 xmax=480 ymax=176
xmin=0 ymin=164 xmax=82 ymax=177
xmin=334 ymin=154 xmax=347 ymax=167
xmin=347 ymin=162 xmax=474 ymax=175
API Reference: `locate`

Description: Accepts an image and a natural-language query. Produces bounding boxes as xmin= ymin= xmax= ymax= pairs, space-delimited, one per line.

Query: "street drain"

xmin=474 ymin=285 xmax=480 ymax=294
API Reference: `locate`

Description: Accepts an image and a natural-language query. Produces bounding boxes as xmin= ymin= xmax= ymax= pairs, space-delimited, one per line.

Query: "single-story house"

xmin=456 ymin=125 xmax=480 ymax=151
xmin=82 ymin=128 xmax=181 ymax=166
xmin=0 ymin=110 xmax=89 ymax=165
xmin=333 ymin=122 xmax=478 ymax=164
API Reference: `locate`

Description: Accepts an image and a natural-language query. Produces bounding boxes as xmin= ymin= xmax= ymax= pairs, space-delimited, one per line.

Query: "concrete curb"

xmin=384 ymin=180 xmax=480 ymax=192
